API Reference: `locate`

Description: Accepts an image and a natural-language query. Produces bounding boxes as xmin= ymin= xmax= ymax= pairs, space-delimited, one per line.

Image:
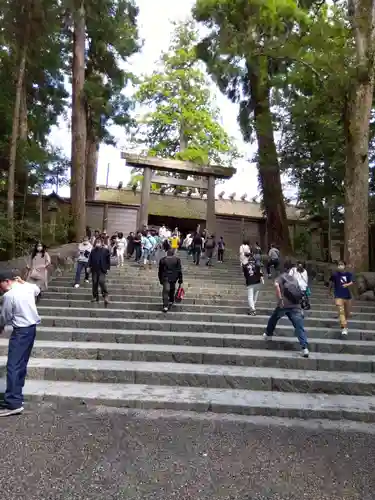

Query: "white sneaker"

xmin=263 ymin=333 xmax=272 ymax=340
xmin=341 ymin=328 xmax=348 ymax=336
xmin=84 ymin=279 xmax=89 ymax=283
xmin=302 ymin=348 xmax=309 ymax=358
xmin=74 ymin=284 xmax=80 ymax=289
xmin=0 ymin=406 xmax=24 ymax=417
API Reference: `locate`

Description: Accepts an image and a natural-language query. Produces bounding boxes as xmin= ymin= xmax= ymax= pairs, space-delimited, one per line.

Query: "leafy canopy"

xmin=132 ymin=21 xmax=239 ymax=169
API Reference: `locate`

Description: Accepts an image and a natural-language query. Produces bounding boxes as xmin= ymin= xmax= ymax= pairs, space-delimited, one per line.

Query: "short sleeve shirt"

xmin=330 ymin=272 xmax=353 ymax=299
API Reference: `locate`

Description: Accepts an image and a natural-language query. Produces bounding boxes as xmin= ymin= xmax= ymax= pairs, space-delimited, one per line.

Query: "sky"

xmin=48 ymin=0 xmax=264 ymax=200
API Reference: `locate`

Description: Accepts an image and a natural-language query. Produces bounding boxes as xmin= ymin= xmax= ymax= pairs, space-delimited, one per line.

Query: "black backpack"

xmin=282 ymin=275 xmax=303 ymax=304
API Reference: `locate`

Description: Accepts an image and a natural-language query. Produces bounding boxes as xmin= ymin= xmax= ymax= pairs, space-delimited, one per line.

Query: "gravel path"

xmin=0 ymin=402 xmax=374 ymax=500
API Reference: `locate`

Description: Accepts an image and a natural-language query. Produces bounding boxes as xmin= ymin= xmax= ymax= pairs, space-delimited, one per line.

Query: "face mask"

xmin=338 ymin=265 xmax=345 ymax=271
xmin=95 ymin=243 xmax=101 ymax=248
xmin=37 ymin=246 xmax=43 ymax=252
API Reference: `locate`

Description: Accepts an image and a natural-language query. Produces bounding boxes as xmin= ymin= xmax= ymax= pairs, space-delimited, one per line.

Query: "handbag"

xmin=175 ymin=286 xmax=185 ymax=303
xmin=29 ymin=268 xmax=41 ymax=280
xmin=301 ymin=294 xmax=311 ymax=310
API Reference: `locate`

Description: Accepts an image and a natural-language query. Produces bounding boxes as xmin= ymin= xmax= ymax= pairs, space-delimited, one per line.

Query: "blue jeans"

xmin=75 ymin=261 xmax=89 ymax=284
xmin=134 ymin=245 xmax=142 ymax=262
xmin=4 ymin=325 xmax=37 ymax=409
xmin=266 ymin=307 xmax=308 ymax=349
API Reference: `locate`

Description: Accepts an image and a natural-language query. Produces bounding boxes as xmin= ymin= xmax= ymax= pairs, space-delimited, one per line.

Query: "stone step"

xmin=46 ymin=285 xmax=331 ymax=299
xmin=2 ymin=339 xmax=373 ymax=372
xmin=38 ymin=299 xmax=375 ymax=319
xmin=42 ymin=292 xmax=374 ymax=311
xmin=8 ymin=379 xmax=375 ymax=422
xmin=2 ymin=357 xmax=375 ymax=395
xmin=28 ymin=326 xmax=375 ymax=357
xmin=38 ymin=315 xmax=375 ymax=340
xmin=53 ymin=272 xmax=248 ymax=282
xmin=31 ymin=327 xmax=375 ymax=355
xmin=36 ymin=307 xmax=375 ymax=331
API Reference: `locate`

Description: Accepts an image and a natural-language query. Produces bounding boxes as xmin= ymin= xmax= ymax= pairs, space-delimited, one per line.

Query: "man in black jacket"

xmin=87 ymin=238 xmax=111 ymax=306
xmin=191 ymin=231 xmax=203 ymax=265
xmin=242 ymin=252 xmax=264 ymax=315
xmin=158 ymin=250 xmax=183 ymax=312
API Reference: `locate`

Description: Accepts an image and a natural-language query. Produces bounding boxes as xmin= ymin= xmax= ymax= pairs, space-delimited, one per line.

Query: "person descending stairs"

xmin=3 ymin=250 xmax=375 ymax=423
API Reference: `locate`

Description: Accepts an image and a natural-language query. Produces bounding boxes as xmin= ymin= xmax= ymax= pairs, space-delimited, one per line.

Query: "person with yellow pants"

xmin=329 ymin=261 xmax=354 ymax=337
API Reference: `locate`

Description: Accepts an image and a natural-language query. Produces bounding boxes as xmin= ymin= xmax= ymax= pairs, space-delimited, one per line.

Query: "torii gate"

xmin=121 ymin=153 xmax=236 ymax=233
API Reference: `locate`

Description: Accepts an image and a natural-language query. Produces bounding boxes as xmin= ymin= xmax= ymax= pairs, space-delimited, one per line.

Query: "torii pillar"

xmin=206 ymin=175 xmax=216 ymax=235
xmin=138 ymin=166 xmax=152 ymax=229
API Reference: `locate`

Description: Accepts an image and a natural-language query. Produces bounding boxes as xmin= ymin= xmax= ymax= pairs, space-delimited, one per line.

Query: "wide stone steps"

xmin=21 ymin=327 xmax=375 ymax=355
xmin=11 ymin=380 xmax=375 ymax=421
xmin=35 ymin=306 xmax=375 ymax=333
xmin=2 ymin=357 xmax=375 ymax=395
xmin=2 ymin=256 xmax=374 ymax=424
xmin=43 ymin=291 xmax=375 ymax=312
xmin=38 ymin=299 xmax=375 ymax=319
xmin=34 ymin=315 xmax=375 ymax=341
xmin=0 ymin=340 xmax=373 ymax=372
xmin=48 ymin=284 xmax=331 ymax=298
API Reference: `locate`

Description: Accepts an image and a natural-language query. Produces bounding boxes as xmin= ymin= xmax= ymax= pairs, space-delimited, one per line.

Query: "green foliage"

xmin=132 ymin=21 xmax=239 ymax=172
xmin=0 ymin=0 xmax=69 ymax=193
xmin=0 ymin=206 xmax=72 ymax=259
xmin=293 ymin=229 xmax=311 ymax=256
xmin=84 ymin=0 xmax=141 ymax=143
xmin=276 ymin=6 xmax=352 ymax=217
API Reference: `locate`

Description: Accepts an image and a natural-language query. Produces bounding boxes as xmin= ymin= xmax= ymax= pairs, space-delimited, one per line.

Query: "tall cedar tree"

xmin=344 ymin=0 xmax=375 ymax=270
xmin=1 ymin=0 xmax=67 ymax=256
xmin=70 ymin=0 xmax=87 ymax=241
xmin=132 ymin=21 xmax=238 ymax=191
xmin=192 ymin=0 xmax=321 ymax=251
xmin=277 ymin=6 xmax=351 ymax=217
xmin=84 ymin=0 xmax=140 ymax=200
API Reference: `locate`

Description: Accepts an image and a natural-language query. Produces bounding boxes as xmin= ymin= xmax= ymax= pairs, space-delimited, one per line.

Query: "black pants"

xmin=218 ymin=248 xmax=224 ymax=262
xmin=192 ymin=246 xmax=201 ymax=265
xmin=92 ymin=271 xmax=108 ymax=299
xmin=162 ymin=280 xmax=176 ymax=308
xmin=267 ymin=259 xmax=280 ymax=275
xmin=206 ymin=248 xmax=214 ymax=265
xmin=134 ymin=245 xmax=142 ymax=262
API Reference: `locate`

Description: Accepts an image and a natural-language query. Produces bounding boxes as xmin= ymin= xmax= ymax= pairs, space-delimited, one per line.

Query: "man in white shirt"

xmin=0 ymin=271 xmax=40 ymax=417
xmin=159 ymin=225 xmax=167 ymax=239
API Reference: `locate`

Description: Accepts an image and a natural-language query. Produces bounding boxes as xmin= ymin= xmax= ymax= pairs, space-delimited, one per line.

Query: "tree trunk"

xmin=16 ymin=82 xmax=29 ymax=198
xmin=85 ymin=134 xmax=99 ymax=200
xmin=247 ymin=60 xmax=291 ymax=253
xmin=71 ymin=0 xmax=87 ymax=241
xmin=344 ymin=0 xmax=375 ymax=271
xmin=8 ymin=31 xmax=29 ymax=258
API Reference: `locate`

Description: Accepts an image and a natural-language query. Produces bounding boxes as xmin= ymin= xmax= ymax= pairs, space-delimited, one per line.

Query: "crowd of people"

xmin=0 ymin=227 xmax=356 ymax=417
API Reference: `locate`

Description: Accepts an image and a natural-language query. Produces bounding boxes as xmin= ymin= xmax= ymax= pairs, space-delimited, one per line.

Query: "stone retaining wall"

xmin=0 ymin=243 xmax=77 ymax=282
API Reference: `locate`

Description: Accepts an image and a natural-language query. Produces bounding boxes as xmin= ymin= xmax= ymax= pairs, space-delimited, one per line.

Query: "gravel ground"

xmin=0 ymin=402 xmax=374 ymax=500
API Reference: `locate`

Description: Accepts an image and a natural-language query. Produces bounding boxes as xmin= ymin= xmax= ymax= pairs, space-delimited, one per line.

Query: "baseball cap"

xmin=0 ymin=270 xmax=17 ymax=282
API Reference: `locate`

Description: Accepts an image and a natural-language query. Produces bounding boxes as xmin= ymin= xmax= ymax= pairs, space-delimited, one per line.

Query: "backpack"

xmin=282 ymin=275 xmax=303 ymax=304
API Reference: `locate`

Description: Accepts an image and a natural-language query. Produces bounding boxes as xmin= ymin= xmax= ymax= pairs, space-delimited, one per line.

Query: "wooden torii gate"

xmin=121 ymin=153 xmax=236 ymax=233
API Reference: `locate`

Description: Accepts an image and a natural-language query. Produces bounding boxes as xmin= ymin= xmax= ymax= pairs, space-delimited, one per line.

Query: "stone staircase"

xmin=2 ymin=252 xmax=375 ymax=422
